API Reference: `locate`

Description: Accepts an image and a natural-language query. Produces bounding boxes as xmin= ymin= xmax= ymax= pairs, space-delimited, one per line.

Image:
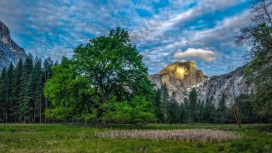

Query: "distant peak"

xmin=0 ymin=21 xmax=11 ymax=40
xmin=159 ymin=60 xmax=205 ymax=81
xmin=0 ymin=20 xmax=27 ymax=71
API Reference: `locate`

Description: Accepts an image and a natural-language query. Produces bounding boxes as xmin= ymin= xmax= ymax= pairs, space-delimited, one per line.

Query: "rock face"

xmin=149 ymin=60 xmax=208 ymax=102
xmin=149 ymin=60 xmax=251 ymax=104
xmin=195 ymin=65 xmax=252 ymax=104
xmin=0 ymin=20 xmax=27 ymax=71
xmin=159 ymin=60 xmax=207 ymax=87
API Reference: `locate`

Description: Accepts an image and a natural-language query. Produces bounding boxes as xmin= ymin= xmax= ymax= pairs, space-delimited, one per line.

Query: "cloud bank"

xmin=173 ymin=48 xmax=217 ymax=62
xmin=0 ymin=0 xmax=252 ymax=76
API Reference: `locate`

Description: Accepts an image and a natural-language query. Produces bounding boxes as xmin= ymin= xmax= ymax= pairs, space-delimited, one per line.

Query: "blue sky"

xmin=0 ymin=0 xmax=252 ymax=76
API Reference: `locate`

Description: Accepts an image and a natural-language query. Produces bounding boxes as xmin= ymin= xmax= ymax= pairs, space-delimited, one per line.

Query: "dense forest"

xmin=0 ymin=53 xmax=269 ymax=124
xmin=0 ymin=54 xmax=55 ymax=123
xmin=152 ymin=85 xmax=266 ymax=124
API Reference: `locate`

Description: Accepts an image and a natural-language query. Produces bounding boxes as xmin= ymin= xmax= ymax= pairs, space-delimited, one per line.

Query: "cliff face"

xmin=149 ymin=60 xmax=208 ymax=102
xmin=0 ymin=20 xmax=27 ymax=70
xmin=149 ymin=60 xmax=251 ymax=104
xmin=159 ymin=60 xmax=207 ymax=88
xmin=193 ymin=65 xmax=252 ymax=104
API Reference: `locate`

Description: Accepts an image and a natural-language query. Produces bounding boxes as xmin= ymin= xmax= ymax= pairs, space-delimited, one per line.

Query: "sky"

xmin=0 ymin=0 xmax=253 ymax=76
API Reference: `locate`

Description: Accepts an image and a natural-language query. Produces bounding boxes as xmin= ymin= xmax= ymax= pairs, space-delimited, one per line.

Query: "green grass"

xmin=0 ymin=123 xmax=271 ymax=153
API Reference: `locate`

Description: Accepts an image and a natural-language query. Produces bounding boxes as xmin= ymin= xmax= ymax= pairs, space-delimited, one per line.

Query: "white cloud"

xmin=173 ymin=48 xmax=217 ymax=62
xmin=130 ymin=0 xmax=244 ymax=44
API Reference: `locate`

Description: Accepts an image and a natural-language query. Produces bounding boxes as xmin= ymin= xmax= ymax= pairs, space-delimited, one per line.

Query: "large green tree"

xmin=44 ymin=28 xmax=155 ymax=124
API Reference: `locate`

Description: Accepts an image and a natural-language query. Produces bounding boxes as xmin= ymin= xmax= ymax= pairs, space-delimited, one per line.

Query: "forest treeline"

xmin=153 ymin=85 xmax=270 ymax=124
xmin=0 ymin=54 xmax=269 ymax=124
xmin=0 ymin=54 xmax=55 ymax=123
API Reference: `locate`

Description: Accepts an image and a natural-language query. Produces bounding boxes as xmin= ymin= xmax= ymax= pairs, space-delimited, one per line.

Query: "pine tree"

xmin=10 ymin=59 xmax=23 ymax=122
xmin=32 ymin=57 xmax=43 ymax=123
xmin=27 ymin=57 xmax=43 ymax=123
xmin=0 ymin=68 xmax=7 ymax=122
xmin=160 ymin=84 xmax=168 ymax=123
xmin=19 ymin=54 xmax=33 ymax=123
xmin=189 ymin=88 xmax=197 ymax=122
xmin=198 ymin=100 xmax=205 ymax=123
xmin=152 ymin=88 xmax=163 ymax=123
xmin=205 ymin=96 xmax=216 ymax=123
xmin=5 ymin=63 xmax=14 ymax=122
xmin=217 ymin=94 xmax=228 ymax=123
xmin=183 ymin=98 xmax=190 ymax=123
xmin=179 ymin=102 xmax=185 ymax=123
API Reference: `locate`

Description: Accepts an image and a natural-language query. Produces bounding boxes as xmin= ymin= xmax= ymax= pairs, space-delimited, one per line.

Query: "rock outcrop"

xmin=149 ymin=60 xmax=251 ymax=104
xmin=0 ymin=20 xmax=27 ymax=71
xmin=149 ymin=60 xmax=208 ymax=102
xmin=194 ymin=65 xmax=252 ymax=104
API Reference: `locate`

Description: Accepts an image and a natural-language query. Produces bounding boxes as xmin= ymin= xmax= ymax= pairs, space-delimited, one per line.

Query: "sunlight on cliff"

xmin=175 ymin=66 xmax=188 ymax=79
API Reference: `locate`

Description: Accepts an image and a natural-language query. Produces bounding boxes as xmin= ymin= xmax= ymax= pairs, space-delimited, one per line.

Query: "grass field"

xmin=0 ymin=123 xmax=271 ymax=153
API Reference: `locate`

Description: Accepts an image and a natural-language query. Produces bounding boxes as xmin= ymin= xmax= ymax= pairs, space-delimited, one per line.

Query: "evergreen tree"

xmin=189 ymin=88 xmax=197 ymax=122
xmin=198 ymin=100 xmax=205 ymax=123
xmin=183 ymin=98 xmax=190 ymax=123
xmin=33 ymin=57 xmax=43 ymax=123
xmin=179 ymin=102 xmax=185 ymax=123
xmin=10 ymin=59 xmax=23 ymax=122
xmin=168 ymin=91 xmax=181 ymax=123
xmin=5 ymin=63 xmax=14 ymax=123
xmin=152 ymin=88 xmax=163 ymax=123
xmin=0 ymin=68 xmax=7 ymax=122
xmin=205 ymin=96 xmax=216 ymax=123
xmin=237 ymin=94 xmax=260 ymax=123
xmin=160 ymin=84 xmax=168 ymax=123
xmin=217 ymin=94 xmax=228 ymax=123
xmin=19 ymin=54 xmax=33 ymax=123
xmin=27 ymin=57 xmax=43 ymax=123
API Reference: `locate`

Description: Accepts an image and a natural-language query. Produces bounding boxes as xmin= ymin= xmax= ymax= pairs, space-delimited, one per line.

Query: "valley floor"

xmin=0 ymin=123 xmax=271 ymax=153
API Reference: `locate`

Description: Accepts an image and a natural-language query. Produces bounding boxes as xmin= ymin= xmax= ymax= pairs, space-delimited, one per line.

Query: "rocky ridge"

xmin=149 ymin=60 xmax=207 ymax=102
xmin=149 ymin=61 xmax=251 ymax=104
xmin=0 ymin=20 xmax=27 ymax=71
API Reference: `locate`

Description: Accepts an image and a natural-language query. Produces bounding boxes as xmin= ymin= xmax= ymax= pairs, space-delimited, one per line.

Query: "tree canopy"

xmin=43 ymin=28 xmax=156 ymax=124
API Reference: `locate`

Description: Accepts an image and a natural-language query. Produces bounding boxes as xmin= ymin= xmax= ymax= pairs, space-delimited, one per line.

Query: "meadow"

xmin=0 ymin=123 xmax=271 ymax=153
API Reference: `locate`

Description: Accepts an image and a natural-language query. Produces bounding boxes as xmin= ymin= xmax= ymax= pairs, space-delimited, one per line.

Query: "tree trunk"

xmin=45 ymin=98 xmax=48 ymax=123
xmin=5 ymin=110 xmax=7 ymax=123
xmin=233 ymin=104 xmax=242 ymax=128
xmin=40 ymin=97 xmax=42 ymax=123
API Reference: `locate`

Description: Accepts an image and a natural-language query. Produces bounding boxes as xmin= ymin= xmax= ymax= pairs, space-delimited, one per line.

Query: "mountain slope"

xmin=0 ymin=20 xmax=27 ymax=70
